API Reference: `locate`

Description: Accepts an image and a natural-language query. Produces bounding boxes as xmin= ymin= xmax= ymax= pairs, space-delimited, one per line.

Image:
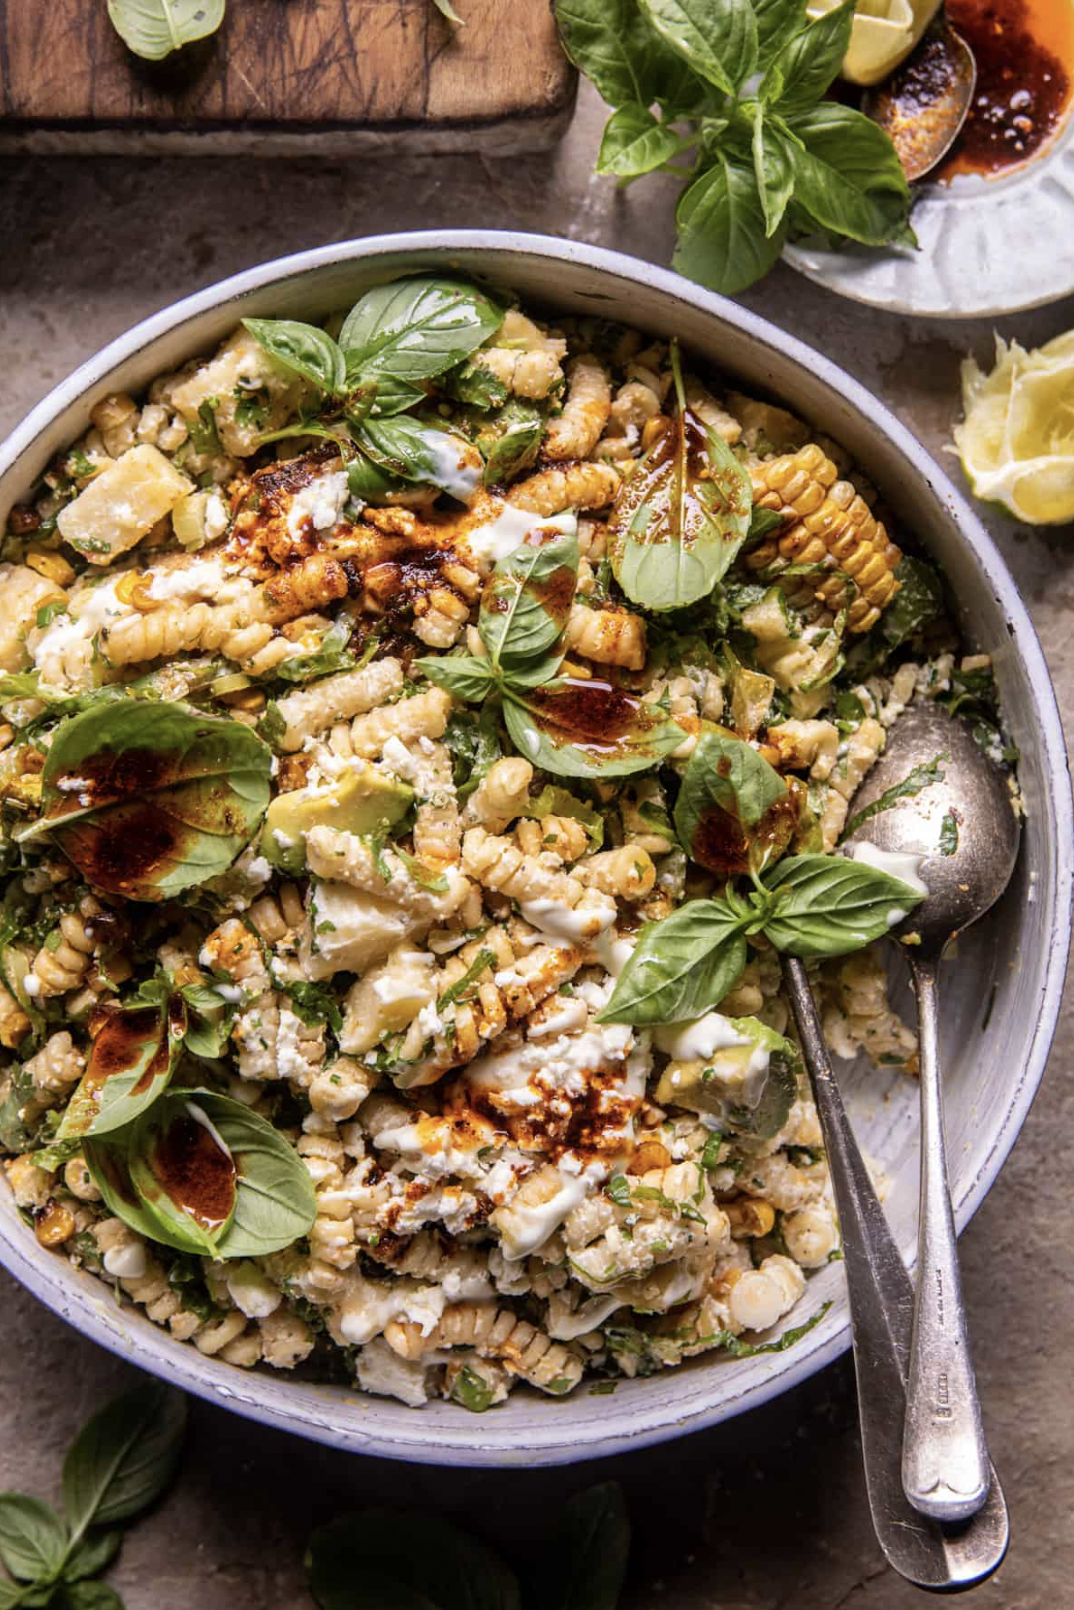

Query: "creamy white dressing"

xmin=147 ymin=556 xmax=226 ymax=601
xmin=520 ymin=892 xmax=616 ymax=944
xmin=463 ymin=505 xmax=577 ymax=566
xmin=423 ymin=430 xmax=483 ymax=502
xmin=546 ymin=1292 xmax=623 ymax=1341
xmin=495 ymin=1166 xmax=593 ymax=1261
xmin=848 ymin=841 xmax=928 ymax=896
xmin=653 ymin=1012 xmax=750 ymax=1062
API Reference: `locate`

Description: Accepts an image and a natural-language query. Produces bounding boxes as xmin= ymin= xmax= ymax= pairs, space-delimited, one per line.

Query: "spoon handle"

xmin=902 ymin=953 xmax=991 ymax=1521
xmin=781 ymin=957 xmax=1007 ymax=1589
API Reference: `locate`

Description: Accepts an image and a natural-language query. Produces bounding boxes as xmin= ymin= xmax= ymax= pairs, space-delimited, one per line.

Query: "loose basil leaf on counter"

xmin=677 ymin=727 xmax=787 ymax=838
xmin=339 ymin=276 xmax=503 ymax=393
xmin=242 ymin=318 xmax=348 ymax=394
xmin=608 ymin=343 xmax=752 ymax=608
xmin=527 ymin=1482 xmax=630 ymax=1610
xmin=56 ymin=999 xmax=184 ymax=1142
xmin=674 ymin=151 xmax=787 ymax=296
xmin=503 ymin=688 xmax=684 ymax=781
xmin=117 ymin=1090 xmax=316 ymax=1261
xmin=638 ymin=0 xmax=758 ymax=96
xmin=62 ymin=1381 xmax=187 ymax=1538
xmin=63 ymin=1584 xmax=126 ymax=1609
xmin=761 ymin=853 xmax=926 ymax=956
xmin=479 ymin=527 xmax=579 ymax=666
xmin=0 ymin=1494 xmax=69 ymax=1583
xmin=357 ymin=417 xmax=482 ymax=500
xmin=414 ymin=655 xmax=501 ymax=703
xmin=106 ymin=0 xmax=224 ymax=61
xmin=308 ymin=1508 xmax=520 ymax=1610
xmin=17 ymin=701 xmax=272 ymax=901
xmin=597 ymin=898 xmax=751 ymax=1026
xmin=758 ymin=0 xmax=853 ymax=112
xmin=596 ymin=103 xmax=684 ymax=180
xmin=61 ymin=1529 xmax=123 ymax=1584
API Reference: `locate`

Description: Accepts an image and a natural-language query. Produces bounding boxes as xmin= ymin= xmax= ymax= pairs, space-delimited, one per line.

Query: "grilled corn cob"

xmin=747 ymin=443 xmax=901 ymax=632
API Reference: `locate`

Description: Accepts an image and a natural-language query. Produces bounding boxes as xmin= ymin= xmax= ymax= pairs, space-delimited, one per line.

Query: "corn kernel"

xmin=35 ymin=1200 xmax=77 ymax=1247
xmin=25 ymin=549 xmax=75 ymax=587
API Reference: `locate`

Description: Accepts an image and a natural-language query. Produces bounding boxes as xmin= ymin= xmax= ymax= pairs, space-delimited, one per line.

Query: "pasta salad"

xmin=0 ymin=276 xmax=1007 ymax=1409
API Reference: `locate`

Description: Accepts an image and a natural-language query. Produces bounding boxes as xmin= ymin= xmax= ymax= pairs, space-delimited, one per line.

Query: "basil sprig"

xmin=557 ymin=0 xmax=914 ymax=295
xmin=599 ymin=851 xmax=926 ymax=1025
xmin=607 ymin=342 xmax=752 ymax=610
xmin=107 ymin=0 xmax=224 ymax=61
xmin=0 ymin=1382 xmax=185 ymax=1609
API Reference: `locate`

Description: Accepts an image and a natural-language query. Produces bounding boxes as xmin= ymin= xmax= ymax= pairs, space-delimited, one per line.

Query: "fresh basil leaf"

xmin=61 ymin=1530 xmax=122 ymax=1584
xmin=783 ymin=102 xmax=912 ymax=246
xmin=18 ymin=701 xmax=272 ymax=902
xmin=637 ymin=0 xmax=758 ymax=96
xmin=106 ymin=0 xmax=224 ymax=60
xmin=187 ymin=398 xmax=221 ymax=458
xmin=596 ymin=103 xmax=683 ymax=180
xmin=499 ymin=649 xmax=566 ymax=691
xmin=57 ymin=1000 xmax=181 ymax=1142
xmin=554 ymin=0 xmax=700 ymax=110
xmin=503 ymin=687 xmax=684 ymax=780
xmin=749 ymin=106 xmax=796 ymax=238
xmin=281 ymin=981 xmax=343 ymax=1036
xmin=525 ymin=784 xmax=604 ymax=848
xmin=308 ymin=1509 xmax=520 ymax=1610
xmin=608 ymin=353 xmax=752 ymax=610
xmin=450 ymin=1364 xmax=497 ymax=1414
xmin=57 ymin=1585 xmax=125 ymax=1610
xmin=242 ymin=319 xmax=346 ymax=394
xmin=83 ymin=1131 xmax=182 ymax=1249
xmin=759 ymin=0 xmax=853 ymax=111
xmin=746 ymin=505 xmax=786 ymax=545
xmin=414 ymin=655 xmax=500 ymax=703
xmin=754 ymin=0 xmax=808 ymax=67
xmin=346 ymin=453 xmax=407 ymax=502
xmin=479 ymin=527 xmax=579 ymax=666
xmin=675 ymin=727 xmax=787 ymax=866
xmin=0 ymin=1495 xmax=68 ymax=1583
xmin=357 ymin=418 xmax=482 ymax=501
xmin=597 ymin=899 xmax=750 ymax=1026
xmin=443 ymin=360 xmax=509 ymax=410
xmin=673 ymin=152 xmax=786 ymax=296
xmin=353 ymin=374 xmax=426 ymax=418
xmin=340 ymin=277 xmax=503 ymax=390
xmin=529 ymin=1483 xmax=630 ymax=1610
xmin=119 ymin=1090 xmax=316 ymax=1260
xmin=178 ymin=982 xmax=234 ymax=1060
xmin=62 ymin=1382 xmax=187 ymax=1541
xmin=867 ymin=555 xmax=944 ymax=656
xmin=482 ymin=403 xmax=544 ymax=486
xmin=274 ymin=619 xmax=355 ymax=684
xmin=761 ymin=853 xmax=926 ymax=956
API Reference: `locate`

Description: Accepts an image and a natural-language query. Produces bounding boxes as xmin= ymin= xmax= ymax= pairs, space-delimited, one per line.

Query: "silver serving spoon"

xmin=862 ymin=12 xmax=977 ymax=182
xmin=843 ymin=702 xmax=1020 ymax=1520
xmin=782 ymin=954 xmax=1009 ymax=1588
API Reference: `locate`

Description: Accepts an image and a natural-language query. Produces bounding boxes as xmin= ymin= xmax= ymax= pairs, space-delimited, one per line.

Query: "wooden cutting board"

xmin=0 ymin=0 xmax=576 ymax=155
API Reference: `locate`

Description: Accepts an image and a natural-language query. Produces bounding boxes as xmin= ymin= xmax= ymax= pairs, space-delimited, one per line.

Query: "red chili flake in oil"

xmin=940 ymin=0 xmax=1074 ymax=178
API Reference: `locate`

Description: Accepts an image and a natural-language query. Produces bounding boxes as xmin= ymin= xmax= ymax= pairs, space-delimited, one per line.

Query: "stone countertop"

xmin=0 ymin=83 xmax=1071 ymax=1610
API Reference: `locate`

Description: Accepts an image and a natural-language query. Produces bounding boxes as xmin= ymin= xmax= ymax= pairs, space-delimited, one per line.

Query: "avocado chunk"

xmin=654 ymin=1017 xmax=799 ymax=1140
xmin=261 ymin=763 xmax=413 ymax=875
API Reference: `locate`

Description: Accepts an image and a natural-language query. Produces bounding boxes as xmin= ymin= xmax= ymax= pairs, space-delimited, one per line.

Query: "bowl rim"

xmin=1 ymin=229 xmax=1070 ymax=1466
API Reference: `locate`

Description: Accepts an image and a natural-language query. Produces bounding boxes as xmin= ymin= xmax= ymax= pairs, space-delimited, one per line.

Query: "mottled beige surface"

xmin=0 ymin=83 xmax=1071 ymax=1610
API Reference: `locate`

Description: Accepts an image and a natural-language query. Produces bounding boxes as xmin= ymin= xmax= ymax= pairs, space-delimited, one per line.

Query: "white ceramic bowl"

xmin=1 ymin=233 xmax=1070 ymax=1467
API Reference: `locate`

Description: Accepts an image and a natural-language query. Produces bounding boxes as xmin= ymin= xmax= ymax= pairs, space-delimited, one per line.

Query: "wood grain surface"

xmin=0 ymin=0 xmax=576 ymax=154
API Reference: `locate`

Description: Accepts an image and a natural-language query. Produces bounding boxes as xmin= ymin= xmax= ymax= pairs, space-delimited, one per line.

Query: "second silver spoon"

xmin=843 ymin=701 xmax=1020 ymax=1521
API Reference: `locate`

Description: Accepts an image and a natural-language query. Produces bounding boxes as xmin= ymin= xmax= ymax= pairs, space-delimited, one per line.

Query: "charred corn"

xmin=747 ymin=443 xmax=901 ymax=632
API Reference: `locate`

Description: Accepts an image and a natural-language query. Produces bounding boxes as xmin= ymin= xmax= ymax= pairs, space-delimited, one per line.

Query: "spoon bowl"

xmin=843 ymin=702 xmax=1020 ymax=955
xmin=863 ymin=18 xmax=978 ymax=183
xmin=846 ymin=701 xmax=1020 ymax=1523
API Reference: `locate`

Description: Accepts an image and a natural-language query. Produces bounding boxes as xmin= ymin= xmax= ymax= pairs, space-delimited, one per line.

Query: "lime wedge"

xmin=955 ymin=332 xmax=1074 ymax=524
